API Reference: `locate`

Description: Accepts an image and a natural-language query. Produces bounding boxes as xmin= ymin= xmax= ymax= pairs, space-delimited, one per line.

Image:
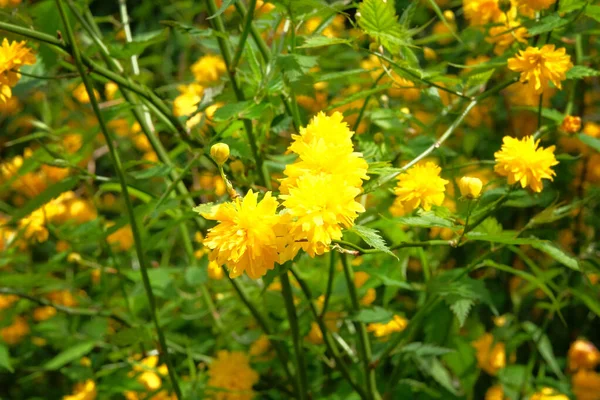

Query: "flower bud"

xmin=443 ymin=10 xmax=455 ymax=22
xmin=210 ymin=143 xmax=230 ymax=165
xmin=561 ymin=115 xmax=582 ymax=134
xmin=458 ymin=176 xmax=483 ymax=199
xmin=499 ymin=0 xmax=512 ymax=12
xmin=374 ymin=132 xmax=385 ymax=144
xmin=568 ymin=339 xmax=600 ymax=371
xmin=424 ymin=47 xmax=437 ymax=61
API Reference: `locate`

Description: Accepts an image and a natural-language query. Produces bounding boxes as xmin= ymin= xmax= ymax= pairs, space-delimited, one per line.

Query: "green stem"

xmin=340 ymin=254 xmax=379 ymax=400
xmin=281 ymin=271 xmax=309 ymax=400
xmin=289 ymin=267 xmax=369 ymax=400
xmin=205 ymin=0 xmax=268 ymax=189
xmin=230 ymin=0 xmax=257 ymax=72
xmin=54 ymin=1 xmax=182 ymax=398
xmin=320 ymin=252 xmax=336 ymax=318
xmin=537 ymin=94 xmax=543 ymax=130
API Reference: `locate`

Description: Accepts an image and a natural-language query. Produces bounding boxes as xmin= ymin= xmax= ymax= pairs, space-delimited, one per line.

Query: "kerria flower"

xmin=0 ymin=38 xmax=36 ymax=103
xmin=191 ymin=54 xmax=226 ymax=85
xmin=494 ymin=136 xmax=558 ymax=192
xmin=508 ymin=45 xmax=573 ymax=94
xmin=529 ymin=388 xmax=568 ymax=400
xmin=207 ymin=351 xmax=259 ymax=400
xmin=486 ymin=16 xmax=528 ymax=55
xmin=62 ymin=380 xmax=97 ymax=400
xmin=173 ymin=83 xmax=204 ymax=117
xmin=472 ymin=333 xmax=506 ymax=375
xmin=367 ymin=315 xmax=408 ymax=339
xmin=201 ymin=190 xmax=289 ymax=279
xmin=572 ymin=369 xmax=600 ymax=400
xmin=393 ymin=162 xmax=449 ymax=212
xmin=463 ymin=0 xmax=503 ymax=26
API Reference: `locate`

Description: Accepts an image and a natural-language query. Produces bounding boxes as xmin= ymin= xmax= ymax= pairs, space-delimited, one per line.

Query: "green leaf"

xmin=465 ymin=232 xmax=539 ymax=245
xmin=160 ymin=21 xmax=223 ymax=39
xmin=109 ymin=29 xmax=168 ymax=58
xmin=358 ymin=0 xmax=410 ymax=53
xmin=110 ymin=327 xmax=150 ymax=347
xmin=529 ymin=201 xmax=582 ymax=226
xmin=585 ymin=5 xmax=600 ymax=23
xmin=353 ymin=306 xmax=393 ymax=323
xmin=414 ymin=357 xmax=460 ymax=395
xmin=9 ymin=177 xmax=79 ymax=223
xmin=400 ymin=342 xmax=454 ymax=357
xmin=450 ymin=299 xmax=474 ymax=328
xmin=466 ymin=68 xmax=496 ymax=87
xmin=192 ymin=202 xmax=216 ymax=216
xmin=0 ymin=344 xmax=13 ymax=373
xmin=349 ymin=225 xmax=397 ymax=259
xmin=185 ymin=266 xmax=208 ymax=286
xmin=276 ymin=54 xmax=318 ymax=82
xmin=396 ymin=212 xmax=454 ymax=228
xmin=129 ymin=164 xmax=173 ymax=180
xmin=560 ymin=0 xmax=587 ymax=13
xmin=578 ymin=133 xmax=600 ymax=152
xmin=531 ymin=241 xmax=580 ymax=271
xmin=325 ymin=84 xmax=391 ymax=111
xmin=44 ymin=341 xmax=96 ymax=370
xmin=567 ymin=65 xmax=600 ymax=79
xmin=522 ymin=322 xmax=565 ymax=379
xmin=528 ymin=14 xmax=569 ymax=36
xmin=207 ymin=0 xmax=236 ymax=19
xmin=297 ymin=36 xmax=352 ymax=48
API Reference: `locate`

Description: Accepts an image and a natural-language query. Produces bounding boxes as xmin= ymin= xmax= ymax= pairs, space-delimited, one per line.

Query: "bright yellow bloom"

xmin=107 ymin=224 xmax=134 ymax=252
xmin=211 ymin=143 xmax=230 ymax=165
xmin=173 ymin=83 xmax=204 ymax=117
xmin=129 ymin=355 xmax=168 ymax=393
xmin=201 ymin=190 xmax=288 ymax=279
xmin=561 ymin=115 xmax=582 ymax=134
xmin=208 ymin=260 xmax=225 ymax=280
xmin=367 ymin=315 xmax=408 ymax=339
xmin=516 ymin=0 xmax=556 ymax=11
xmin=280 ymin=174 xmax=365 ymax=258
xmin=568 ymin=339 xmax=600 ymax=371
xmin=393 ymin=162 xmax=448 ymax=212
xmin=207 ymin=351 xmax=259 ymax=400
xmin=486 ymin=17 xmax=528 ymax=55
xmin=572 ymin=369 xmax=600 ymax=400
xmin=459 ymin=176 xmax=483 ymax=199
xmin=508 ymin=45 xmax=573 ymax=94
xmin=63 ymin=380 xmax=97 ymax=400
xmin=72 ymin=83 xmax=99 ymax=104
xmin=485 ymin=385 xmax=506 ymax=400
xmin=191 ymin=55 xmax=226 ymax=85
xmin=463 ymin=0 xmax=503 ymax=26
xmin=529 ymin=387 xmax=568 ymax=400
xmin=472 ymin=333 xmax=506 ymax=375
xmin=105 ymin=82 xmax=119 ymax=100
xmin=494 ymin=136 xmax=558 ymax=192
xmin=0 ymin=39 xmax=36 ymax=103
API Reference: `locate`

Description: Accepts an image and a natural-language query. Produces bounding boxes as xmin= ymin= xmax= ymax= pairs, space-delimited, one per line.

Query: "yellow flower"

xmin=280 ymin=174 xmax=365 ymax=258
xmin=63 ymin=380 xmax=97 ymax=400
xmin=0 ymin=0 xmax=22 ymax=7
xmin=516 ymin=0 xmax=556 ymax=11
xmin=354 ymin=271 xmax=376 ymax=306
xmin=201 ymin=190 xmax=288 ymax=279
xmin=191 ymin=55 xmax=226 ymax=85
xmin=305 ymin=312 xmax=340 ymax=345
xmin=1 ymin=316 xmax=29 ymax=345
xmin=494 ymin=136 xmax=558 ymax=192
xmin=207 ymin=351 xmax=259 ymax=400
xmin=508 ymin=45 xmax=573 ymax=94
xmin=387 ymin=73 xmax=420 ymax=101
xmin=367 ymin=315 xmax=408 ymax=339
xmin=129 ymin=355 xmax=167 ymax=392
xmin=568 ymin=339 xmax=600 ymax=371
xmin=486 ymin=17 xmax=528 ymax=55
xmin=463 ymin=0 xmax=503 ymax=26
xmin=529 ymin=387 xmax=568 ymax=400
xmin=33 ymin=306 xmax=57 ymax=321
xmin=249 ymin=335 xmax=273 ymax=361
xmin=107 ymin=224 xmax=134 ymax=252
xmin=572 ymin=369 xmax=600 ymax=400
xmin=393 ymin=162 xmax=448 ymax=212
xmin=472 ymin=333 xmax=506 ymax=375
xmin=105 ymin=82 xmax=119 ymax=100
xmin=0 ymin=39 xmax=36 ymax=103
xmin=485 ymin=385 xmax=506 ymax=400
xmin=173 ymin=83 xmax=204 ymax=117
xmin=0 ymin=294 xmax=18 ymax=310
xmin=561 ymin=115 xmax=582 ymax=134
xmin=458 ymin=176 xmax=483 ymax=199
xmin=211 ymin=143 xmax=230 ymax=165
xmin=72 ymin=83 xmax=99 ymax=104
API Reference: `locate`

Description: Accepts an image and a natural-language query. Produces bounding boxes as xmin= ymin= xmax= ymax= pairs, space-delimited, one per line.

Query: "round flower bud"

xmin=458 ymin=176 xmax=483 ymax=199
xmin=499 ymin=0 xmax=512 ymax=13
xmin=561 ymin=115 xmax=582 ymax=134
xmin=443 ymin=10 xmax=455 ymax=22
xmin=374 ymin=132 xmax=385 ymax=144
xmin=423 ymin=47 xmax=437 ymax=61
xmin=210 ymin=143 xmax=230 ymax=165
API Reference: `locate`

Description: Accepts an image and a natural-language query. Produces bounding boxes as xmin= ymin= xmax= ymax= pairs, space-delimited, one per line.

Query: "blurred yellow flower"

xmin=568 ymin=339 xmax=600 ymax=371
xmin=459 ymin=176 xmax=483 ymax=199
xmin=107 ymin=224 xmax=134 ymax=252
xmin=561 ymin=115 xmax=582 ymax=134
xmin=1 ymin=316 xmax=29 ymax=345
xmin=0 ymin=39 xmax=36 ymax=103
xmin=0 ymin=294 xmax=18 ymax=310
xmin=529 ymin=387 xmax=568 ymax=400
xmin=173 ymin=83 xmax=204 ymax=117
xmin=485 ymin=385 xmax=506 ymax=400
xmin=191 ymin=55 xmax=226 ymax=85
xmin=463 ymin=0 xmax=503 ymax=26
xmin=494 ymin=136 xmax=558 ymax=192
xmin=486 ymin=17 xmax=528 ymax=55
xmin=516 ymin=0 xmax=556 ymax=11
xmin=63 ymin=380 xmax=97 ymax=400
xmin=72 ymin=83 xmax=100 ymax=104
xmin=33 ymin=306 xmax=57 ymax=322
xmin=572 ymin=369 xmax=600 ymax=400
xmin=393 ymin=162 xmax=448 ymax=212
xmin=472 ymin=333 xmax=506 ymax=375
xmin=207 ymin=350 xmax=259 ymax=400
xmin=508 ymin=45 xmax=573 ymax=94
xmin=367 ymin=315 xmax=408 ymax=339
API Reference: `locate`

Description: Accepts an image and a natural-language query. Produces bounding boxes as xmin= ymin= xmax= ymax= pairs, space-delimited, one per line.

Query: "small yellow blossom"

xmin=485 ymin=385 xmax=506 ymax=400
xmin=529 ymin=387 xmax=568 ymax=400
xmin=207 ymin=351 xmax=259 ymax=400
xmin=211 ymin=143 xmax=230 ymax=165
xmin=367 ymin=315 xmax=408 ymax=339
xmin=208 ymin=260 xmax=224 ymax=280
xmin=72 ymin=83 xmax=99 ymax=104
xmin=0 ymin=39 xmax=36 ymax=103
xmin=459 ymin=176 xmax=483 ymax=199
xmin=568 ymin=339 xmax=600 ymax=371
xmin=572 ymin=369 xmax=600 ymax=400
xmin=173 ymin=83 xmax=204 ymax=117
xmin=1 ymin=316 xmax=30 ymax=345
xmin=107 ymin=224 xmax=134 ymax=252
xmin=105 ymin=82 xmax=119 ymax=100
xmin=561 ymin=115 xmax=582 ymax=134
xmin=516 ymin=0 xmax=556 ymax=11
xmin=472 ymin=333 xmax=506 ymax=375
xmin=494 ymin=136 xmax=558 ymax=192
xmin=33 ymin=306 xmax=57 ymax=321
xmin=63 ymin=380 xmax=97 ymax=400
xmin=0 ymin=294 xmax=18 ymax=310
xmin=486 ymin=17 xmax=528 ymax=55
xmin=463 ymin=0 xmax=503 ymax=26
xmin=508 ymin=45 xmax=573 ymax=95
xmin=393 ymin=162 xmax=448 ymax=212
xmin=191 ymin=55 xmax=226 ymax=85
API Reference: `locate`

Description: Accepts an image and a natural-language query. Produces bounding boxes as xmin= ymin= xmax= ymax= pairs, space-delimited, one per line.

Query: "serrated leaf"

xmin=160 ymin=21 xmax=222 ymax=39
xmin=528 ymin=14 xmax=569 ymax=36
xmin=297 ymin=36 xmax=352 ymax=48
xmin=193 ymin=202 xmax=216 ymax=216
xmin=414 ymin=357 xmax=460 ymax=395
xmin=0 ymin=344 xmax=13 ymax=373
xmin=349 ymin=225 xmax=397 ymax=259
xmin=578 ymin=133 xmax=600 ymax=152
xmin=358 ymin=0 xmax=410 ymax=53
xmin=353 ymin=306 xmax=393 ymax=323
xmin=567 ymin=65 xmax=600 ymax=79
xmin=276 ymin=54 xmax=318 ymax=82
xmin=44 ymin=341 xmax=97 ymax=370
xmin=449 ymin=299 xmax=473 ymax=327
xmin=396 ymin=212 xmax=454 ymax=228
xmin=109 ymin=29 xmax=168 ymax=58
xmin=531 ymin=241 xmax=580 ymax=271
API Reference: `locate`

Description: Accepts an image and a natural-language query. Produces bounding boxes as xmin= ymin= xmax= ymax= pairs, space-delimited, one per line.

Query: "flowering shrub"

xmin=1 ymin=0 xmax=600 ymax=399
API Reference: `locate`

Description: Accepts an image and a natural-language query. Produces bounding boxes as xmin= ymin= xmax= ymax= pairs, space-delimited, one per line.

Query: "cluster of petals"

xmin=494 ymin=136 xmax=558 ymax=192
xmin=207 ymin=350 xmax=259 ymax=400
xmin=508 ymin=45 xmax=573 ymax=95
xmin=392 ymin=161 xmax=448 ymax=213
xmin=0 ymin=38 xmax=36 ymax=103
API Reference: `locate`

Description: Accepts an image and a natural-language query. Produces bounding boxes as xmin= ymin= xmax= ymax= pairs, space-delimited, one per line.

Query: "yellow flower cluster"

xmin=472 ymin=333 xmax=506 ymax=375
xmin=200 ymin=112 xmax=368 ymax=278
xmin=207 ymin=350 xmax=259 ymax=400
xmin=124 ymin=355 xmax=174 ymax=400
xmin=494 ymin=136 xmax=558 ymax=192
xmin=367 ymin=315 xmax=408 ymax=339
xmin=0 ymin=38 xmax=36 ymax=103
xmin=508 ymin=45 xmax=573 ymax=95
xmin=392 ymin=162 xmax=448 ymax=214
